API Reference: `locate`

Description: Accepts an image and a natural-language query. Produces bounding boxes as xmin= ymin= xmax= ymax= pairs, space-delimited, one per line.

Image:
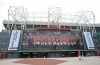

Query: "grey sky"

xmin=0 ymin=0 xmax=100 ymax=31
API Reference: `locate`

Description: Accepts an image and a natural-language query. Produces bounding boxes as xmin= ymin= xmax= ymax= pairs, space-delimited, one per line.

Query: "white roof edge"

xmin=3 ymin=20 xmax=100 ymax=27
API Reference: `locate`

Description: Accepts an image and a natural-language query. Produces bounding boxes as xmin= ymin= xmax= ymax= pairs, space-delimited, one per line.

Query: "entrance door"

xmin=20 ymin=52 xmax=30 ymax=58
xmin=30 ymin=53 xmax=39 ymax=58
xmin=69 ymin=51 xmax=77 ymax=57
xmin=30 ymin=52 xmax=48 ymax=58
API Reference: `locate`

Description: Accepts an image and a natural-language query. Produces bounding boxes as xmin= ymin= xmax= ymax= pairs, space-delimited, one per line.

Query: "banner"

xmin=8 ymin=30 xmax=21 ymax=50
xmin=83 ymin=32 xmax=94 ymax=49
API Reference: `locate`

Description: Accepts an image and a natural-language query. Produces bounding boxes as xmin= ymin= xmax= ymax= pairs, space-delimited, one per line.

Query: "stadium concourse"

xmin=0 ymin=6 xmax=100 ymax=58
xmin=0 ymin=56 xmax=100 ymax=65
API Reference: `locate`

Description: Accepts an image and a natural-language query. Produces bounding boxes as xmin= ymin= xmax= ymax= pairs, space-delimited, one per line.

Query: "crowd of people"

xmin=22 ymin=30 xmax=83 ymax=50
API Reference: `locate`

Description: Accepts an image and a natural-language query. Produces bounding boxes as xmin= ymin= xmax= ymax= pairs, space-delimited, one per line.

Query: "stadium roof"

xmin=3 ymin=20 xmax=100 ymax=27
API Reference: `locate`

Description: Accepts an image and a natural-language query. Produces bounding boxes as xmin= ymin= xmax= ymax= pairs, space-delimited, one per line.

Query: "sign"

xmin=8 ymin=30 xmax=21 ymax=50
xmin=83 ymin=32 xmax=94 ymax=49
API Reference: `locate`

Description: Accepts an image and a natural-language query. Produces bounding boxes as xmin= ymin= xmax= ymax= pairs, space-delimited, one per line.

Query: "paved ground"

xmin=0 ymin=56 xmax=100 ymax=65
xmin=14 ymin=58 xmax=65 ymax=65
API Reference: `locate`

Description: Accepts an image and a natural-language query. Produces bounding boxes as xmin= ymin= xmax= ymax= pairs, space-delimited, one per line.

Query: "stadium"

xmin=0 ymin=6 xmax=100 ymax=58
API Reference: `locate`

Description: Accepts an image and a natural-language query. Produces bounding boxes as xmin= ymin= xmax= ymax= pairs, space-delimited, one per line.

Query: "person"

xmin=97 ymin=50 xmax=100 ymax=56
xmin=78 ymin=51 xmax=83 ymax=61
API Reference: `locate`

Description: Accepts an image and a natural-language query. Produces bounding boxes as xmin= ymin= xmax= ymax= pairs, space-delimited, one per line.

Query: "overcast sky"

xmin=0 ymin=0 xmax=100 ymax=31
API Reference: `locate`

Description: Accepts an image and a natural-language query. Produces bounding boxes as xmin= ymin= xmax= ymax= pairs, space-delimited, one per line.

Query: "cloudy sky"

xmin=0 ymin=0 xmax=100 ymax=31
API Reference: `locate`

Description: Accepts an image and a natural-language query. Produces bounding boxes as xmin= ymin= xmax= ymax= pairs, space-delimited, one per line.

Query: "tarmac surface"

xmin=0 ymin=56 xmax=100 ymax=65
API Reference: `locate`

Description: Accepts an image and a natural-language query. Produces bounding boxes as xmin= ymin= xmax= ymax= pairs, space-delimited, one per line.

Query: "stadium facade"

xmin=0 ymin=6 xmax=100 ymax=58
